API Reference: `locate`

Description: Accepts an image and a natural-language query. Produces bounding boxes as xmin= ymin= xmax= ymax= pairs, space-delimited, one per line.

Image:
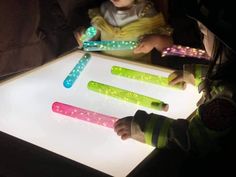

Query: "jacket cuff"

xmin=133 ymin=110 xmax=150 ymax=131
xmin=144 ymin=114 xmax=174 ymax=148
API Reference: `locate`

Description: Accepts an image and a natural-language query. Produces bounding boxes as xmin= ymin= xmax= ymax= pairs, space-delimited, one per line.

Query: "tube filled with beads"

xmin=162 ymin=45 xmax=210 ymax=60
xmin=83 ymin=40 xmax=138 ymax=51
xmin=88 ymin=81 xmax=169 ymax=111
xmin=52 ymin=102 xmax=118 ymax=128
xmin=63 ymin=53 xmax=91 ymax=88
xmin=111 ymin=66 xmax=185 ymax=89
xmin=80 ymin=26 xmax=97 ymax=42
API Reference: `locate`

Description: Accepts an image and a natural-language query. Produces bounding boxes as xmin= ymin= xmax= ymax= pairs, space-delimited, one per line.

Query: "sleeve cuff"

xmin=144 ymin=114 xmax=174 ymax=148
xmin=133 ymin=110 xmax=150 ymax=131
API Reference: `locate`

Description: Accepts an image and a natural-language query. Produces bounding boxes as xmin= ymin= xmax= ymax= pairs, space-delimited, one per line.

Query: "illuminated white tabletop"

xmin=0 ymin=50 xmax=201 ymax=177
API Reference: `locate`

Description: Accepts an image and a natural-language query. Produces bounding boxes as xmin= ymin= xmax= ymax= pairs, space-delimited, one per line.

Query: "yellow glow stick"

xmin=88 ymin=81 xmax=168 ymax=111
xmin=111 ymin=66 xmax=185 ymax=89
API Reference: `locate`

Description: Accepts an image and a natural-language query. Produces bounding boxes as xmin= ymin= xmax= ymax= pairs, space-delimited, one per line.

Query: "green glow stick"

xmin=88 ymin=81 xmax=168 ymax=111
xmin=111 ymin=66 xmax=185 ymax=89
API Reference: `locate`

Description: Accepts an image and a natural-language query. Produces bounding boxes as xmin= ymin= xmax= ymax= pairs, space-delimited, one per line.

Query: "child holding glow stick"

xmin=114 ymin=0 xmax=236 ymax=167
xmin=74 ymin=0 xmax=172 ymax=63
xmin=134 ymin=0 xmax=210 ymax=69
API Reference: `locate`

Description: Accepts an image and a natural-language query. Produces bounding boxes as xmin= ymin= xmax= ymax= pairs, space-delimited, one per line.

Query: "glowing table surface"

xmin=0 ymin=50 xmax=201 ymax=177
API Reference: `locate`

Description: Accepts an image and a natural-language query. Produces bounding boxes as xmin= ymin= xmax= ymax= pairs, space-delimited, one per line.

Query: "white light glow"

xmin=0 ymin=51 xmax=201 ymax=177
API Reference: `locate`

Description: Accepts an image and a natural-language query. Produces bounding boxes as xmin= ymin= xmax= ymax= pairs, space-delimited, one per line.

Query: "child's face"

xmin=110 ymin=0 xmax=135 ymax=8
xmin=198 ymin=21 xmax=214 ymax=57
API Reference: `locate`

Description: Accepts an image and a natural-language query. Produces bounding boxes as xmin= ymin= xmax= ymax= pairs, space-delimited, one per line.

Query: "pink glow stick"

xmin=52 ymin=102 xmax=118 ymax=128
xmin=162 ymin=45 xmax=210 ymax=60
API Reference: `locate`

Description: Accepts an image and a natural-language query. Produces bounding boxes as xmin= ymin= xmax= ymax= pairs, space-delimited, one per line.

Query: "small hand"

xmin=74 ymin=26 xmax=86 ymax=48
xmin=134 ymin=34 xmax=173 ymax=54
xmin=114 ymin=116 xmax=133 ymax=140
xmin=74 ymin=31 xmax=83 ymax=48
xmin=168 ymin=70 xmax=195 ymax=88
xmin=134 ymin=35 xmax=155 ymax=54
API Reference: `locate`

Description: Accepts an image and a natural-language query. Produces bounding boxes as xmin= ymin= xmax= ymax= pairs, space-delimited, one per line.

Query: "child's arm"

xmin=74 ymin=26 xmax=100 ymax=48
xmin=114 ymin=100 xmax=236 ymax=155
xmin=134 ymin=34 xmax=173 ymax=54
xmin=168 ymin=63 xmax=209 ymax=88
xmin=168 ymin=70 xmax=195 ymax=88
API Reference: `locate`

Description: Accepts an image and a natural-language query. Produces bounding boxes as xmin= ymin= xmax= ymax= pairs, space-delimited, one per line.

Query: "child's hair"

xmin=178 ymin=0 xmax=235 ymax=99
xmin=203 ymin=37 xmax=236 ymax=99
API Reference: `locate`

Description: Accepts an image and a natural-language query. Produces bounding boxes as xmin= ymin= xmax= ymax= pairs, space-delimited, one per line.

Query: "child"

xmin=75 ymin=0 xmax=171 ymax=63
xmin=114 ymin=0 xmax=236 ymax=160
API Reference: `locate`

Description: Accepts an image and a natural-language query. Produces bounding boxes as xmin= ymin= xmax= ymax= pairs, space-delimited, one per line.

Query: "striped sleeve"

xmin=183 ymin=64 xmax=209 ymax=86
xmin=132 ymin=95 xmax=235 ymax=155
xmin=144 ymin=114 xmax=174 ymax=148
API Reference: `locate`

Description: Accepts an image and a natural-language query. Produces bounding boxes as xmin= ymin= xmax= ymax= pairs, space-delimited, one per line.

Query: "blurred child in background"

xmin=75 ymin=0 xmax=171 ymax=63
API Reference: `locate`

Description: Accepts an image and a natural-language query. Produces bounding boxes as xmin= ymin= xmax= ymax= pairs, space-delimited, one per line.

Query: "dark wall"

xmin=0 ymin=0 xmax=44 ymax=77
xmin=0 ymin=0 xmax=97 ymax=78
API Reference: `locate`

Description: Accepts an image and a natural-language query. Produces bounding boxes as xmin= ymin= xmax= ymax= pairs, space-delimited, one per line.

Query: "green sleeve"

xmin=144 ymin=114 xmax=174 ymax=148
xmin=134 ymin=97 xmax=235 ymax=156
xmin=184 ymin=64 xmax=209 ymax=86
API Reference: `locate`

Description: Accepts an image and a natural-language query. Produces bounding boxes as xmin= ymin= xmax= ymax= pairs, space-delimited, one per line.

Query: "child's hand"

xmin=134 ymin=34 xmax=173 ymax=54
xmin=74 ymin=31 xmax=83 ymax=48
xmin=133 ymin=35 xmax=156 ymax=54
xmin=114 ymin=116 xmax=132 ymax=140
xmin=168 ymin=70 xmax=195 ymax=87
xmin=74 ymin=26 xmax=86 ymax=48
